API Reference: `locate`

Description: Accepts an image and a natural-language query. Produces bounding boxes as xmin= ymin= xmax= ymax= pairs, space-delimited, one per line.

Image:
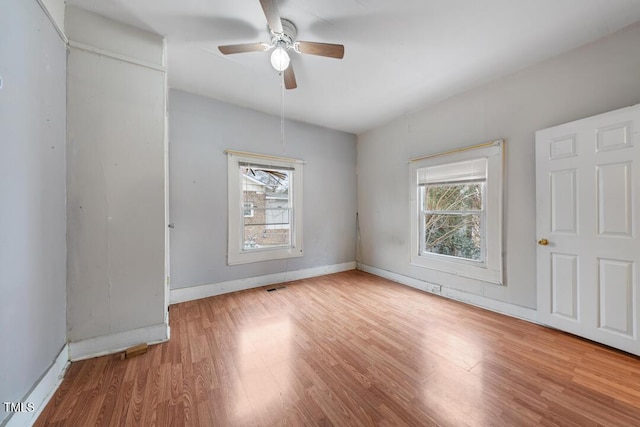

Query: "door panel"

xmin=536 ymin=104 xmax=640 ymax=356
xmin=550 ymin=135 xmax=577 ymax=159
xmin=596 ymin=121 xmax=633 ymax=152
xmin=596 ymin=162 xmax=632 ymax=237
xmin=550 ymin=169 xmax=578 ymax=234
xmin=551 ymin=253 xmax=579 ymax=320
xmin=598 ymin=258 xmax=635 ymax=336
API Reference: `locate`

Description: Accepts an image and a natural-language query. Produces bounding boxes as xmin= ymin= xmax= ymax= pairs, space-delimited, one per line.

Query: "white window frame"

xmin=226 ymin=150 xmax=304 ymax=265
xmin=409 ymin=140 xmax=504 ymax=284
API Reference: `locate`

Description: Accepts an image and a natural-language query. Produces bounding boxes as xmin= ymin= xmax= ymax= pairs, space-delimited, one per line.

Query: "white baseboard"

xmin=4 ymin=344 xmax=70 ymax=427
xmin=170 ymin=262 xmax=357 ymax=305
xmin=358 ymin=264 xmax=538 ymax=323
xmin=68 ymin=322 xmax=170 ymax=362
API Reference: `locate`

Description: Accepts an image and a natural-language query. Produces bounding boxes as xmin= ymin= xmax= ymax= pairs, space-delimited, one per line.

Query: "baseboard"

xmin=170 ymin=262 xmax=357 ymax=305
xmin=358 ymin=264 xmax=538 ymax=323
xmin=4 ymin=344 xmax=69 ymax=427
xmin=68 ymin=322 xmax=170 ymax=362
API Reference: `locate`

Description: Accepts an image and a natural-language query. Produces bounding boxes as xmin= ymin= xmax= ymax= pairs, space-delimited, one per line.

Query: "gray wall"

xmin=0 ymin=0 xmax=67 ymax=423
xmin=169 ymin=89 xmax=357 ymax=289
xmin=66 ymin=7 xmax=167 ymax=343
xmin=358 ymin=22 xmax=640 ymax=310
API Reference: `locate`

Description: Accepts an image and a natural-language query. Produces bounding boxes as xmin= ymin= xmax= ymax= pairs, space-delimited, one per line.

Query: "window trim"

xmin=409 ymin=140 xmax=504 ymax=285
xmin=227 ymin=150 xmax=304 ymax=265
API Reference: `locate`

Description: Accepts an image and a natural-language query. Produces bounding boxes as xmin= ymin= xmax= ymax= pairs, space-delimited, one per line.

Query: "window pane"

xmin=241 ymin=168 xmax=290 ymax=200
xmin=264 ymin=208 xmax=290 ymax=228
xmin=243 ymin=225 xmax=290 ymax=250
xmin=241 ymin=165 xmax=292 ymax=251
xmin=425 ymin=183 xmax=483 ymax=211
xmin=423 ymin=213 xmax=482 ymax=261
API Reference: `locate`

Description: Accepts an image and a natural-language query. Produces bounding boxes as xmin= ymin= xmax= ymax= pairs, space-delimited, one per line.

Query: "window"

xmin=420 ymin=158 xmax=486 ymax=262
xmin=243 ymin=202 xmax=254 ymax=218
xmin=241 ymin=165 xmax=291 ymax=250
xmin=227 ymin=150 xmax=303 ymax=265
xmin=410 ymin=141 xmax=504 ymax=284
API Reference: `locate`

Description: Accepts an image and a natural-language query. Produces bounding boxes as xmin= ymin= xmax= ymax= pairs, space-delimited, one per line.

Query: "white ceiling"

xmin=67 ymin=0 xmax=640 ymax=134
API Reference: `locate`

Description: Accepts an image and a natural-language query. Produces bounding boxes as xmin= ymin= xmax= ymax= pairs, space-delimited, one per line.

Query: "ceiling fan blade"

xmin=295 ymin=41 xmax=344 ymax=59
xmin=284 ymin=64 xmax=297 ymax=90
xmin=259 ymin=0 xmax=283 ymax=34
xmin=218 ymin=43 xmax=269 ymax=55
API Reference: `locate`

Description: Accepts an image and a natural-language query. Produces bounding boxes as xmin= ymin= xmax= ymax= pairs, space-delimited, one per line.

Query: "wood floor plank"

xmin=35 ymin=270 xmax=640 ymax=426
xmin=123 ymin=368 xmax=148 ymax=426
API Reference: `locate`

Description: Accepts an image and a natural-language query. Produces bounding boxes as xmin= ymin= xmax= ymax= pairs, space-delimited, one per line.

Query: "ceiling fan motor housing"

xmin=271 ymin=18 xmax=297 ymax=47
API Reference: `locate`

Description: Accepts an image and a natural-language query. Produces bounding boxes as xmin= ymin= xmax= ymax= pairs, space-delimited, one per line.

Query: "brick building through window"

xmin=241 ymin=168 xmax=291 ymax=250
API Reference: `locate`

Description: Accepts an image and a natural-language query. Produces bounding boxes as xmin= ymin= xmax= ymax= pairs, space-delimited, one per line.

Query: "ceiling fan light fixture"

xmin=270 ymin=46 xmax=290 ymax=71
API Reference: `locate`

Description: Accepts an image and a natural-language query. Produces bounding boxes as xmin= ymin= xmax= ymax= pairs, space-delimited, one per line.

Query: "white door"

xmin=536 ymin=104 xmax=640 ymax=356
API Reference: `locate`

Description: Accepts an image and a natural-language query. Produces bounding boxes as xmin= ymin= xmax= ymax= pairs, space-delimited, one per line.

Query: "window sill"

xmin=228 ymin=246 xmax=304 ymax=265
xmin=411 ymin=254 xmax=503 ymax=285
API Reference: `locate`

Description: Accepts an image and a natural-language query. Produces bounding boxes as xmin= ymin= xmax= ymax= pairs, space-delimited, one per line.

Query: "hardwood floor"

xmin=35 ymin=270 xmax=640 ymax=426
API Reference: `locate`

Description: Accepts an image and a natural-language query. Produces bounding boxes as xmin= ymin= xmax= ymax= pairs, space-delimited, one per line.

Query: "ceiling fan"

xmin=218 ymin=0 xmax=345 ymax=90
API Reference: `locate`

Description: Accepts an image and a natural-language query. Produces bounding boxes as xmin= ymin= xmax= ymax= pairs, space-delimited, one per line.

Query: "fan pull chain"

xmin=280 ymin=71 xmax=286 ymax=153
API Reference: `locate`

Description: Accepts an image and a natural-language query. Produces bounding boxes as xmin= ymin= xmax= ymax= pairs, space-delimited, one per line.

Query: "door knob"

xmin=538 ymin=238 xmax=549 ymax=246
